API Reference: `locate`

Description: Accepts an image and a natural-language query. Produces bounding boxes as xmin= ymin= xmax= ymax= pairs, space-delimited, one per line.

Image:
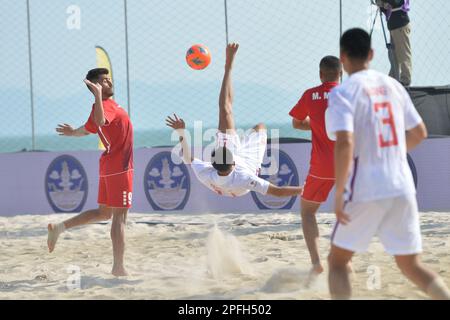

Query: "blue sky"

xmin=1 ymin=0 xmax=449 ymax=151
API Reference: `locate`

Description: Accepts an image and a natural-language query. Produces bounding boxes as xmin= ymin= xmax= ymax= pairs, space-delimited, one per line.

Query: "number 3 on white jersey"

xmin=374 ymin=102 xmax=398 ymax=148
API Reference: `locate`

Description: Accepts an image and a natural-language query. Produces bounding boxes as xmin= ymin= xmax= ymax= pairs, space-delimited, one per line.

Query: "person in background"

xmin=375 ymin=0 xmax=412 ymax=86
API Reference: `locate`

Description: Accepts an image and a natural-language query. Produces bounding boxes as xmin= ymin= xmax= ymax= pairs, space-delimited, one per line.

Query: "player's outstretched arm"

xmin=266 ymin=184 xmax=303 ymax=198
xmin=55 ymin=124 xmax=90 ymax=137
xmin=166 ymin=114 xmax=193 ymax=163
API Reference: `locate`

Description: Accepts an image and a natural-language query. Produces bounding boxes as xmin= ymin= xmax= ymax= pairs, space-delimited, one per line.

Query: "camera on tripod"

xmin=371 ymin=0 xmax=390 ymax=9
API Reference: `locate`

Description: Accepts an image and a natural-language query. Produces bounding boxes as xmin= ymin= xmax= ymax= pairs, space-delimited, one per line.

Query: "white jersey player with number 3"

xmin=325 ymin=28 xmax=450 ymax=300
xmin=326 ymin=69 xmax=421 ymax=203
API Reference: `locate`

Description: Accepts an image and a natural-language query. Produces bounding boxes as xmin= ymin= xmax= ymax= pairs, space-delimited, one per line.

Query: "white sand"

xmin=0 ymin=212 xmax=449 ymax=300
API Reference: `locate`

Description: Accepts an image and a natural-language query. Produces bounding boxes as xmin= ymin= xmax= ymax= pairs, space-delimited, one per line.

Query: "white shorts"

xmin=217 ymin=130 xmax=267 ymax=175
xmin=331 ymin=194 xmax=422 ymax=255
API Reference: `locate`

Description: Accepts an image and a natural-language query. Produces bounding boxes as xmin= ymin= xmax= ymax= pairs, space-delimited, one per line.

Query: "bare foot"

xmin=312 ymin=263 xmax=324 ymax=275
xmin=305 ymin=263 xmax=324 ymax=287
xmin=112 ymin=266 xmax=129 ymax=277
xmin=47 ymin=223 xmax=63 ymax=253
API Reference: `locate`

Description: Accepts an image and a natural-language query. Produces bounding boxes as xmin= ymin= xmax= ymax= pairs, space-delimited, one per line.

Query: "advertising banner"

xmin=0 ymin=138 xmax=449 ymax=216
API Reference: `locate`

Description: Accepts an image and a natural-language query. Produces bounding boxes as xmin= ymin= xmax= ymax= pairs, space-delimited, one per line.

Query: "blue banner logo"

xmin=251 ymin=148 xmax=299 ymax=210
xmin=45 ymin=155 xmax=88 ymax=213
xmin=144 ymin=151 xmax=190 ymax=211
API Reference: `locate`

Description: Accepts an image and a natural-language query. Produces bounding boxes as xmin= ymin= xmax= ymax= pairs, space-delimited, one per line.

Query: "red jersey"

xmin=289 ymin=82 xmax=337 ymax=179
xmin=84 ymin=99 xmax=133 ymax=176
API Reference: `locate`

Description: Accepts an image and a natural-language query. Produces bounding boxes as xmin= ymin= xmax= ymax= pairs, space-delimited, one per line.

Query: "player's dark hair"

xmin=340 ymin=28 xmax=371 ymax=60
xmin=211 ymin=147 xmax=234 ymax=173
xmin=319 ymin=55 xmax=341 ymax=80
xmin=86 ymin=68 xmax=109 ymax=82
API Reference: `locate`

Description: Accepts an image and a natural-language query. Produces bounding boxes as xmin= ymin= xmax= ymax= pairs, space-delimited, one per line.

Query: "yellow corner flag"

xmin=95 ymin=46 xmax=113 ymax=151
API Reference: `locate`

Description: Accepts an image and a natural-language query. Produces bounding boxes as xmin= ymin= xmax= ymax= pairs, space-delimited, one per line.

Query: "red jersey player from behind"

xmin=289 ymin=56 xmax=341 ymax=279
xmin=48 ymin=68 xmax=133 ymax=277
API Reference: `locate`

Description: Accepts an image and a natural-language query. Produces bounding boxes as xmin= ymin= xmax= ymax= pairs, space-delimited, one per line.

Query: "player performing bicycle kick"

xmin=166 ymin=43 xmax=303 ymax=198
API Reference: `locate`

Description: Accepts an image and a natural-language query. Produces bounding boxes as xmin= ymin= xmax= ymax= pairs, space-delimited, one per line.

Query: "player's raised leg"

xmin=47 ymin=204 xmax=113 ymax=253
xmin=111 ymin=208 xmax=128 ymax=277
xmin=218 ymin=43 xmax=239 ymax=134
xmin=395 ymin=255 xmax=450 ymax=299
xmin=328 ymin=245 xmax=354 ymax=299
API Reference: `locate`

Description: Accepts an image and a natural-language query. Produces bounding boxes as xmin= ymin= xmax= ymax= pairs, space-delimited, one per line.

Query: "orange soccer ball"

xmin=186 ymin=44 xmax=211 ymax=70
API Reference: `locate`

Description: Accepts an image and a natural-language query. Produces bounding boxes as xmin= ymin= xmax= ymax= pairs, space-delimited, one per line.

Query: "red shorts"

xmin=301 ymin=174 xmax=335 ymax=203
xmin=98 ymin=170 xmax=133 ymax=208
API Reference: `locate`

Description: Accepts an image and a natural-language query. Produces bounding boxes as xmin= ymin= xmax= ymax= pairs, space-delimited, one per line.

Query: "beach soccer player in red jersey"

xmin=289 ymin=56 xmax=342 ymax=280
xmin=48 ymin=68 xmax=133 ymax=277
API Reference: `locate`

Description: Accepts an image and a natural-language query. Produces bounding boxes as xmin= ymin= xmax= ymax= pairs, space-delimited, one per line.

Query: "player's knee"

xmin=397 ymin=263 xmax=413 ymax=278
xmin=328 ymin=250 xmax=351 ymax=269
xmin=253 ymin=123 xmax=266 ymax=132
xmin=396 ymin=258 xmax=420 ymax=276
xmin=98 ymin=207 xmax=113 ymax=220
xmin=112 ymin=209 xmax=128 ymax=223
xmin=112 ymin=208 xmax=128 ymax=216
xmin=327 ymin=253 xmax=338 ymax=268
xmin=300 ymin=208 xmax=316 ymax=218
xmin=103 ymin=211 xmax=113 ymax=220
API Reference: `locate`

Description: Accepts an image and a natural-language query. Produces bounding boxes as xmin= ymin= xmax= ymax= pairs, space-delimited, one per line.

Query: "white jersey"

xmin=326 ymin=69 xmax=423 ymax=203
xmin=189 ymin=130 xmax=270 ymax=197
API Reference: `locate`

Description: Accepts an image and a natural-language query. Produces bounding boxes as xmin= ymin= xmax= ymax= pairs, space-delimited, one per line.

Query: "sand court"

xmin=0 ymin=212 xmax=448 ymax=300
